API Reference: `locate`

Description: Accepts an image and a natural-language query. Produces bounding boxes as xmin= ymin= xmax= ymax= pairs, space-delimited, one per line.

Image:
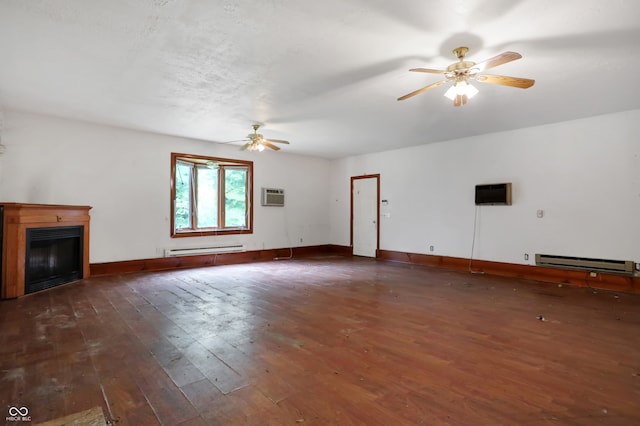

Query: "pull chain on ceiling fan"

xmin=398 ymin=46 xmax=535 ymax=106
xmin=241 ymin=124 xmax=290 ymax=152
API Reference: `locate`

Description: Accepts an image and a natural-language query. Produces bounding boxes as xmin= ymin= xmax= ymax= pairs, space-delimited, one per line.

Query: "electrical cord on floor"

xmin=469 ymin=205 xmax=485 ymax=275
xmin=273 ymin=203 xmax=294 ymax=261
xmin=273 ymin=247 xmax=293 ymax=261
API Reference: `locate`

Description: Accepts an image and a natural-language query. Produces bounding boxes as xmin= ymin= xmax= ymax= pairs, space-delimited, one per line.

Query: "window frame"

xmin=170 ymin=152 xmax=253 ymax=238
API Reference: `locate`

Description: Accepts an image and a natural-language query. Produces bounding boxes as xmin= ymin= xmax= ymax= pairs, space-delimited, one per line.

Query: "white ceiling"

xmin=1 ymin=0 xmax=640 ymax=159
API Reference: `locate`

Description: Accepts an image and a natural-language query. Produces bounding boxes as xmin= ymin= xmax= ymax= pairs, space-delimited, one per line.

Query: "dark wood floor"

xmin=1 ymin=257 xmax=639 ymax=425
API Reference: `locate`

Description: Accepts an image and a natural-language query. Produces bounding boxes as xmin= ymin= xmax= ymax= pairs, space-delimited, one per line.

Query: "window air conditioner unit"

xmin=262 ymin=188 xmax=284 ymax=207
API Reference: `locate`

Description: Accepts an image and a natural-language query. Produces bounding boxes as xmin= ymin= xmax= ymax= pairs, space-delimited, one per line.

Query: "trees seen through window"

xmin=171 ymin=153 xmax=253 ymax=237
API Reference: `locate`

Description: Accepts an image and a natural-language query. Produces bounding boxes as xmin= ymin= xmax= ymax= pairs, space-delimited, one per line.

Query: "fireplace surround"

xmin=0 ymin=203 xmax=91 ymax=299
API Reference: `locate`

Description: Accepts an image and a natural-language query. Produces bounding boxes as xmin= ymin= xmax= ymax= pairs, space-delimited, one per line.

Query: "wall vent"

xmin=262 ymin=188 xmax=284 ymax=207
xmin=164 ymin=244 xmax=245 ymax=257
xmin=535 ymin=254 xmax=635 ymax=275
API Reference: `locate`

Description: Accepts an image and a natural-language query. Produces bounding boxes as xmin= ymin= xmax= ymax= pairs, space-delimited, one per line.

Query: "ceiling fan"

xmin=240 ymin=124 xmax=290 ymax=152
xmin=398 ymin=47 xmax=535 ymax=106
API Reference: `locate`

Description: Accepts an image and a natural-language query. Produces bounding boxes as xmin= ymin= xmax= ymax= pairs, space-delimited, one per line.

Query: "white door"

xmin=352 ymin=176 xmax=379 ymax=257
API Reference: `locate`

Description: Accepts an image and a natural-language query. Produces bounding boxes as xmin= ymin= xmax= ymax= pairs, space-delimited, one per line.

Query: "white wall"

xmin=0 ymin=111 xmax=330 ymax=263
xmin=2 ymin=109 xmax=639 ymax=267
xmin=329 ymin=109 xmax=640 ymax=265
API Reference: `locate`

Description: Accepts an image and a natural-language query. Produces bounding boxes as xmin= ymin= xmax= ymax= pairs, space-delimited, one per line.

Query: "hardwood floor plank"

xmin=180 ymin=378 xmax=228 ymax=422
xmin=99 ymin=373 xmax=151 ymax=423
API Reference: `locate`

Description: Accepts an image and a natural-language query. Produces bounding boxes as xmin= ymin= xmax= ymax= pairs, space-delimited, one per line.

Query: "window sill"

xmin=171 ymin=228 xmax=252 ymax=238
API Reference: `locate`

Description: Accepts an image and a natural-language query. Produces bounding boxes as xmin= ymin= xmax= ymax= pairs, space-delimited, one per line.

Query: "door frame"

xmin=350 ymin=174 xmax=381 ymax=257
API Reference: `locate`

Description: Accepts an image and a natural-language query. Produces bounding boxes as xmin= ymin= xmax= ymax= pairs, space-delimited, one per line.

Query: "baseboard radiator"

xmin=164 ymin=244 xmax=245 ymax=257
xmin=535 ymin=254 xmax=635 ymax=275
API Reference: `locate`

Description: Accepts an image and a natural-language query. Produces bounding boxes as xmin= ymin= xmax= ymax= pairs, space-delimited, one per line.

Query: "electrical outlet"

xmin=429 ymin=245 xmax=434 ymax=252
xmin=524 ymin=253 xmax=529 ymax=261
xmin=299 ymin=238 xmax=303 ymax=243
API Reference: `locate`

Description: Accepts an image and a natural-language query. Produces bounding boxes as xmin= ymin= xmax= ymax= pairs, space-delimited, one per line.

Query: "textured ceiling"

xmin=1 ymin=0 xmax=640 ymax=159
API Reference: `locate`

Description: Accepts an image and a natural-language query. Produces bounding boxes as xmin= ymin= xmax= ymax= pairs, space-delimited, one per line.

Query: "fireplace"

xmin=1 ymin=203 xmax=91 ymax=299
xmin=25 ymin=226 xmax=84 ymax=294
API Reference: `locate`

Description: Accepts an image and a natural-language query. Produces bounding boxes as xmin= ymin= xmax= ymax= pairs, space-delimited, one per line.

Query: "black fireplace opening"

xmin=25 ymin=226 xmax=84 ymax=294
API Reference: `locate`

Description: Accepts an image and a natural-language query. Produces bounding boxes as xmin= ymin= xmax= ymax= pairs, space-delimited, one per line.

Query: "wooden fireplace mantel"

xmin=1 ymin=203 xmax=92 ymax=299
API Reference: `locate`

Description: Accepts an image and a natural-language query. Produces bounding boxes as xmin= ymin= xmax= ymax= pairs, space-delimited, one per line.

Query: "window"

xmin=171 ymin=153 xmax=253 ymax=237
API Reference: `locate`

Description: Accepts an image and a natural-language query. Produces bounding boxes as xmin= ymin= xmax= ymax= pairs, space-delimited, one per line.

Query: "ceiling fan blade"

xmin=473 ymin=51 xmax=522 ymax=72
xmin=397 ymin=80 xmax=447 ymax=101
xmin=241 ymin=142 xmax=251 ymax=151
xmin=265 ymin=138 xmax=290 ymax=144
xmin=262 ymin=141 xmax=281 ymax=151
xmin=409 ymin=67 xmax=446 ymax=74
xmin=476 ymin=74 xmax=535 ymax=88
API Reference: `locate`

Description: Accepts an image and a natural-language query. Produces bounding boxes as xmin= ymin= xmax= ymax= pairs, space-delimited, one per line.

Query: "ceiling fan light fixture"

xmin=240 ymin=124 xmax=290 ymax=152
xmin=464 ymin=83 xmax=478 ymax=99
xmin=443 ymin=85 xmax=456 ymax=100
xmin=444 ymin=81 xmax=478 ymax=101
